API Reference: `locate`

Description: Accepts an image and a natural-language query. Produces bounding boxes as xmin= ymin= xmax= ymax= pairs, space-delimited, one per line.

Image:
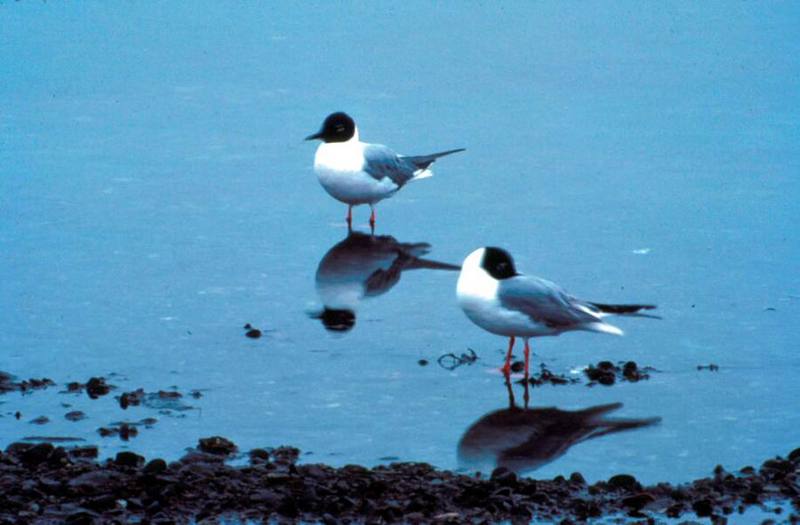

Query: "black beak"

xmin=305 ymin=131 xmax=323 ymax=141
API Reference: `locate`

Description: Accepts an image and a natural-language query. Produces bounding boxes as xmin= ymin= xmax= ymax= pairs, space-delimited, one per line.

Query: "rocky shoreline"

xmin=1 ymin=437 xmax=797 ymax=524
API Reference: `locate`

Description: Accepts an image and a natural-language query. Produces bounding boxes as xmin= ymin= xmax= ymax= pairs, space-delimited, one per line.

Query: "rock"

xmin=622 ymin=492 xmax=654 ymax=510
xmin=693 ymin=498 xmax=714 ymax=517
xmin=86 ymin=377 xmax=111 ymax=399
xmin=143 ymin=458 xmax=167 ymax=475
xmin=272 ymin=446 xmax=300 ymax=465
xmin=68 ymin=470 xmax=121 ymax=494
xmin=622 ymin=361 xmax=646 ymax=381
xmin=115 ymin=451 xmax=145 ymax=468
xmin=118 ymin=389 xmax=144 ymax=409
xmin=19 ymin=378 xmax=56 ymax=392
xmin=666 ymin=503 xmax=684 ymax=518
xmin=569 ymin=472 xmax=586 ymax=485
xmin=608 ymin=474 xmax=640 ymax=491
xmin=65 ymin=509 xmax=100 ymax=525
xmin=67 ymin=446 xmax=99 ymax=459
xmin=198 ymin=436 xmax=237 ymax=456
xmin=249 ymin=448 xmax=271 ymax=463
xmin=65 ymin=411 xmax=86 ymax=422
xmin=20 ymin=442 xmax=55 ymax=467
xmin=490 ymin=467 xmax=517 ymax=485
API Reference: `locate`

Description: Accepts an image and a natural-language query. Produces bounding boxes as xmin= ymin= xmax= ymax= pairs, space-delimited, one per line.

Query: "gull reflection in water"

xmin=311 ymin=231 xmax=460 ymax=332
xmin=458 ymin=380 xmax=660 ymax=474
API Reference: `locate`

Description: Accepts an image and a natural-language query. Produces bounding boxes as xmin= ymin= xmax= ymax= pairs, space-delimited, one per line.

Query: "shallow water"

xmin=2 ymin=2 xmax=799 ymax=487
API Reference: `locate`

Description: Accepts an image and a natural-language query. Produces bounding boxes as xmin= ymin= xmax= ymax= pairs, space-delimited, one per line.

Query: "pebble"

xmin=245 ymin=328 xmax=262 ymax=339
xmin=86 ymin=377 xmax=113 ymax=399
xmin=198 ymin=436 xmax=238 ymax=455
xmin=65 ymin=411 xmax=87 ymax=422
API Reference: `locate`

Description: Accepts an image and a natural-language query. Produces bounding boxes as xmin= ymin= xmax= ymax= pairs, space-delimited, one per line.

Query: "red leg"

xmin=346 ymin=205 xmax=353 ymax=227
xmin=501 ymin=336 xmax=515 ymax=376
xmin=523 ymin=338 xmax=531 ymax=379
xmin=369 ymin=206 xmax=376 ymax=230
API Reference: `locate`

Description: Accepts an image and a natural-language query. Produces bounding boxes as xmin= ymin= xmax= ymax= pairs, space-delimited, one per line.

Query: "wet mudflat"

xmin=2 ymin=2 xmax=800 ymax=524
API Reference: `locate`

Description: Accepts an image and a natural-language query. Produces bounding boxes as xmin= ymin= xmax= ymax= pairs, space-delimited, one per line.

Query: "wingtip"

xmin=588 ymin=322 xmax=624 ymax=336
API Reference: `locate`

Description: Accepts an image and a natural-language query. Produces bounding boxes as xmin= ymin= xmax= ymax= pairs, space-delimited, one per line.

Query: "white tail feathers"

xmin=411 ymin=169 xmax=434 ymax=181
xmin=585 ymin=322 xmax=624 ymax=336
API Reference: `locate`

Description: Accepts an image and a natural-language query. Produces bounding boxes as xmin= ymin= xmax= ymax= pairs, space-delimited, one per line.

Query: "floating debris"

xmin=524 ymin=363 xmax=581 ymax=387
xmin=437 ymin=348 xmax=478 ymax=371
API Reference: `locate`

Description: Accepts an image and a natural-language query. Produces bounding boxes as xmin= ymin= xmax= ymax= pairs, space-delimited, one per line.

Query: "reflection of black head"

xmin=318 ymin=308 xmax=356 ymax=332
xmin=481 ymin=247 xmax=517 ymax=280
xmin=305 ymin=112 xmax=356 ymax=143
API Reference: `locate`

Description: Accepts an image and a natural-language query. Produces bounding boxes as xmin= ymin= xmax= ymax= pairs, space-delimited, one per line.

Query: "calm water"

xmin=2 ymin=2 xmax=799 ymax=487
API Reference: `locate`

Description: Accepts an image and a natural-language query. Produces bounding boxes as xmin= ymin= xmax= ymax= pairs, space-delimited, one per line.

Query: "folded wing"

xmin=499 ymin=276 xmax=601 ymax=329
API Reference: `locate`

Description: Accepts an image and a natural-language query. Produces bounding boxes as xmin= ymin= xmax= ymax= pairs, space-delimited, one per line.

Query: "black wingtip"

xmin=435 ymin=147 xmax=466 ymax=157
xmin=405 ymin=148 xmax=466 ymax=170
xmin=589 ymin=303 xmax=657 ymax=315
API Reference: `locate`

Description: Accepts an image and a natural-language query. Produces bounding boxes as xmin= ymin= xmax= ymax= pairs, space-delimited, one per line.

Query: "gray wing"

xmin=362 ymin=144 xmax=418 ymax=186
xmin=498 ymin=276 xmax=600 ymax=328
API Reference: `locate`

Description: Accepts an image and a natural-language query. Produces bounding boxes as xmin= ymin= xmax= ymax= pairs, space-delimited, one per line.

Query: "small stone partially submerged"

xmin=97 ymin=422 xmax=139 ymax=441
xmin=585 ymin=360 xmax=655 ymax=386
xmin=64 ymin=410 xmax=87 ymax=422
xmin=243 ymin=323 xmax=264 ymax=339
xmin=245 ymin=328 xmax=262 ymax=338
xmin=64 ymin=377 xmax=116 ymax=399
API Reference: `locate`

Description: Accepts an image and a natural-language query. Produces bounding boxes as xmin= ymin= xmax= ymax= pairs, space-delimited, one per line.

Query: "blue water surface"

xmin=2 ymin=2 xmax=799 ymax=487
